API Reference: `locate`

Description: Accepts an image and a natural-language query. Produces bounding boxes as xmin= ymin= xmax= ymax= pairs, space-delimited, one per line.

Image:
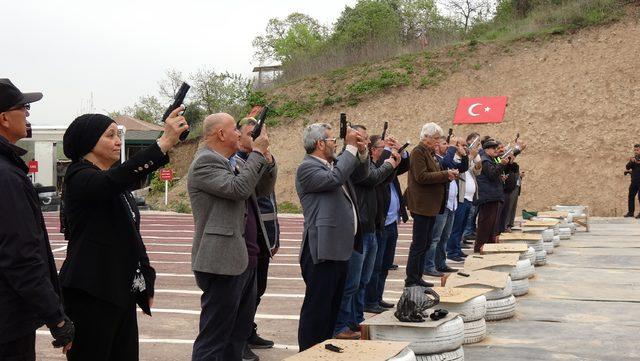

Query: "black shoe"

xmin=248 ymin=332 xmax=274 ymax=349
xmin=438 ymin=266 xmax=458 ymax=273
xmin=636 ymin=214 xmax=640 ymax=219
xmin=388 ymin=264 xmax=399 ymax=270
xmin=463 ymin=233 xmax=476 ymax=240
xmin=379 ymin=300 xmax=395 ymax=308
xmin=364 ymin=305 xmax=386 ymax=314
xmin=624 ymin=213 xmax=634 ymax=217
xmin=243 ymin=345 xmax=259 ymax=361
xmin=424 ymin=269 xmax=444 ymax=277
xmin=405 ymin=279 xmax=435 ymax=288
xmin=447 ymin=256 xmax=465 ymax=262
xmin=460 ymin=253 xmax=468 ymax=258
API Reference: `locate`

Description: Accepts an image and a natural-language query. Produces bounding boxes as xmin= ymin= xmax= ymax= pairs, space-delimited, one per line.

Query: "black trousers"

xmin=405 ymin=213 xmax=436 ymax=286
xmin=192 ymin=268 xmax=256 ymax=361
xmin=628 ymin=182 xmax=640 ymax=214
xmin=62 ymin=288 xmax=138 ymax=361
xmin=475 ymin=201 xmax=502 ymax=253
xmin=0 ymin=332 xmax=35 ymax=361
xmin=250 ymin=256 xmax=270 ymax=336
xmin=500 ymin=189 xmax=519 ymax=231
xmin=298 ymin=241 xmax=348 ymax=352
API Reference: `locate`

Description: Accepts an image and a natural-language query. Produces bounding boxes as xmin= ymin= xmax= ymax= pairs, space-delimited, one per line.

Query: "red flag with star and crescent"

xmin=453 ymin=96 xmax=508 ymax=124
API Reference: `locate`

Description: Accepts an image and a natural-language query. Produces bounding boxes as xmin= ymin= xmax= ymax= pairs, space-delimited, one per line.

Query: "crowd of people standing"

xmin=1 ymin=77 xmax=528 ymax=361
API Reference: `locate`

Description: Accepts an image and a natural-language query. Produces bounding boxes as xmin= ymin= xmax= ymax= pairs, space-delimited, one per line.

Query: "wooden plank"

xmin=431 ymin=286 xmax=489 ymax=303
xmin=481 ymin=243 xmax=528 ymax=254
xmin=523 ymin=220 xmax=559 ymax=227
xmin=361 ymin=309 xmax=459 ymax=328
xmin=537 ymin=211 xmax=569 ymax=219
xmin=463 ymin=253 xmax=520 ymax=271
xmin=284 ymin=340 xmax=410 ymax=361
xmin=500 ymin=232 xmax=542 ymax=241
xmin=444 ymin=269 xmax=509 ymax=289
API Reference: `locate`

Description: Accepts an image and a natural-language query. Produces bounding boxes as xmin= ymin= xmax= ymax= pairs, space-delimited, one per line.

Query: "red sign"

xmin=28 ymin=160 xmax=38 ymax=174
xmin=453 ymin=96 xmax=508 ymax=124
xmin=159 ymin=169 xmax=173 ymax=181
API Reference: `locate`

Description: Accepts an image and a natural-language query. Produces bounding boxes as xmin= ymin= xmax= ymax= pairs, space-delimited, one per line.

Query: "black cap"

xmin=482 ymin=139 xmax=499 ymax=149
xmin=0 ymin=79 xmax=43 ymax=113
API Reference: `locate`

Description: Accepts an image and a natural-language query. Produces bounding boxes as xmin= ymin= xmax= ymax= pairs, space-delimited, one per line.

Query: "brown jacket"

xmin=404 ymin=143 xmax=450 ymax=216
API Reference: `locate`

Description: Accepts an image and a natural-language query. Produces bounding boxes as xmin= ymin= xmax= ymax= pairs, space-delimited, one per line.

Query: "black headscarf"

xmin=63 ymin=114 xmax=115 ymax=162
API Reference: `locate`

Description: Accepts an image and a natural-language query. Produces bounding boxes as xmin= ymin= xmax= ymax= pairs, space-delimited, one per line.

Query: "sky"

xmin=2 ymin=0 xmax=357 ymax=126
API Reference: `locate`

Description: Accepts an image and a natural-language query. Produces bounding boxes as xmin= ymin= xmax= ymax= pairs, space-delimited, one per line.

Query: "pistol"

xmin=446 ymin=128 xmax=453 ymax=143
xmin=381 ymin=121 xmax=389 ymax=140
xmin=467 ymin=136 xmax=480 ymax=151
xmin=398 ymin=141 xmax=411 ymax=153
xmin=251 ymin=105 xmax=269 ymax=140
xmin=161 ymin=82 xmax=191 ymax=141
xmin=339 ymin=113 xmax=349 ymax=139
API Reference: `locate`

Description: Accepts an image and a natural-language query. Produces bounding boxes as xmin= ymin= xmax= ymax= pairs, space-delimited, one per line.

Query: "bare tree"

xmin=158 ymin=69 xmax=185 ymax=102
xmin=445 ymin=0 xmax=494 ymax=33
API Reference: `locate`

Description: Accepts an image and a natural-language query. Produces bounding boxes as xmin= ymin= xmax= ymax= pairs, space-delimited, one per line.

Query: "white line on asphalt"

xmin=147 ymin=308 xmax=300 ymax=320
xmin=148 ymin=251 xmax=191 ymax=255
xmin=154 ymin=288 xmax=402 ymax=299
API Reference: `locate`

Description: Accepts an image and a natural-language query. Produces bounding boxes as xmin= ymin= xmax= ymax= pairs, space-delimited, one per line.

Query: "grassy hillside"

xmin=150 ymin=4 xmax=640 ymax=216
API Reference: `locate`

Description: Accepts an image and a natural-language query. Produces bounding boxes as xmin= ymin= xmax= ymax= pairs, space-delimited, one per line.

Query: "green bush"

xmin=347 ymin=70 xmax=410 ymax=96
xmin=173 ymin=200 xmax=192 ymax=214
xmin=279 ymin=201 xmax=302 ymax=214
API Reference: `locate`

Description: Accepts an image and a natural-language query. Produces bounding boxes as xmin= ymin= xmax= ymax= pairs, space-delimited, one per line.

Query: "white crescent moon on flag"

xmin=467 ymin=103 xmax=482 ymax=117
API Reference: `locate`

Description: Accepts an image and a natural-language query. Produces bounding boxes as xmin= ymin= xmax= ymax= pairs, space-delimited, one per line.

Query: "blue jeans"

xmin=365 ymin=222 xmax=398 ymax=308
xmin=464 ymin=204 xmax=478 ymax=236
xmin=448 ymin=200 xmax=472 ymax=258
xmin=424 ymin=208 xmax=455 ymax=272
xmin=334 ymin=233 xmax=377 ymax=334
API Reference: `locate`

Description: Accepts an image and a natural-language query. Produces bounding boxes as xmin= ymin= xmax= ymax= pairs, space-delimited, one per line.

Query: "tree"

xmin=253 ymin=13 xmax=328 ymax=63
xmin=446 ymin=0 xmax=495 ymax=33
xmin=158 ymin=69 xmax=186 ymax=102
xmin=384 ymin=0 xmax=443 ymax=40
xmin=332 ymin=0 xmax=403 ymax=48
xmin=122 ymin=95 xmax=165 ymax=124
xmin=189 ymin=69 xmax=252 ymax=120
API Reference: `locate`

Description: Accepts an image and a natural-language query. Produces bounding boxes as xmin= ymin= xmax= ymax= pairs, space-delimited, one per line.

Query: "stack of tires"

xmin=558 ymin=227 xmax=572 ymax=240
xmin=369 ymin=316 xmax=465 ymax=361
xmin=542 ymin=229 xmax=554 ymax=254
xmin=440 ymin=295 xmax=487 ymax=345
xmin=508 ymin=259 xmax=534 ymax=296
xmin=534 ymin=249 xmax=547 ymax=266
xmin=520 ymin=247 xmax=536 ymax=267
xmin=484 ymin=277 xmax=517 ymax=321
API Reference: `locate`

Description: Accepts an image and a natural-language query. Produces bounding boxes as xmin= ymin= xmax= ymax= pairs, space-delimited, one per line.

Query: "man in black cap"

xmin=0 ymin=79 xmax=74 ymax=360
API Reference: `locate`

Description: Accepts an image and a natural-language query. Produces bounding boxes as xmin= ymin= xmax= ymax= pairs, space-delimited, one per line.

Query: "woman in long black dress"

xmin=59 ymin=107 xmax=186 ymax=360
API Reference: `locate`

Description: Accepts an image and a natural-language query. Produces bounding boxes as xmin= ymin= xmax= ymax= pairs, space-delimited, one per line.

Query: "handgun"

xmin=398 ymin=142 xmax=411 ymax=153
xmin=446 ymin=128 xmax=453 ymax=143
xmin=26 ymin=122 xmax=32 ymax=138
xmin=381 ymin=121 xmax=388 ymax=140
xmin=339 ymin=113 xmax=349 ymax=139
xmin=251 ymin=105 xmax=269 ymax=140
xmin=467 ymin=135 xmax=480 ymax=151
xmin=161 ymin=82 xmax=191 ymax=141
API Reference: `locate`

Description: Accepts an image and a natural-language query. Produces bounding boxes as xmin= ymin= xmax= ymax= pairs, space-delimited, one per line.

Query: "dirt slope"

xmin=163 ymin=15 xmax=640 ymax=216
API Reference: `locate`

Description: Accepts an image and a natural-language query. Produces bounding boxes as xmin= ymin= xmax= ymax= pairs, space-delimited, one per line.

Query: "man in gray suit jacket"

xmin=187 ymin=113 xmax=276 ymax=361
xmin=295 ymin=122 xmax=369 ymax=351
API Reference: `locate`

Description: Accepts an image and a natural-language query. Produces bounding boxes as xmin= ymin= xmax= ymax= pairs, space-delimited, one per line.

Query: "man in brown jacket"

xmin=404 ymin=123 xmax=458 ymax=287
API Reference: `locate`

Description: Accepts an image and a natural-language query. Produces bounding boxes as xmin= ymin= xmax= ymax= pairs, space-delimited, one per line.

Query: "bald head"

xmin=202 ymin=112 xmax=240 ymax=158
xmin=203 ymin=113 xmax=235 ymax=138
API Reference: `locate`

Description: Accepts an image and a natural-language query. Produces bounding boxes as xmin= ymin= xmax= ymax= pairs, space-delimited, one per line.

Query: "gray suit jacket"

xmin=295 ymin=151 xmax=369 ymax=264
xmin=188 ymin=148 xmax=276 ymax=275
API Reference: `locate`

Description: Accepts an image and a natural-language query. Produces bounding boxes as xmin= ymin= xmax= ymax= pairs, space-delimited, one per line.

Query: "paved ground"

xmin=36 ymin=213 xmax=640 ymax=360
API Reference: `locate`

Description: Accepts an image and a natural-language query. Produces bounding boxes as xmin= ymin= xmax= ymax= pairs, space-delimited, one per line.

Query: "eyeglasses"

xmin=322 ymin=137 xmax=337 ymax=143
xmin=9 ymin=104 xmax=30 ymax=111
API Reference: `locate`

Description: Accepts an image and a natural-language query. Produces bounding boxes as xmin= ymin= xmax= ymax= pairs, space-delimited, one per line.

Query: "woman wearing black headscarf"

xmin=58 ymin=107 xmax=187 ymax=361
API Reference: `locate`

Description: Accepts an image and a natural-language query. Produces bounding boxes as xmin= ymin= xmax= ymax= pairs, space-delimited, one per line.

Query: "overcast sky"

xmin=2 ymin=0 xmax=357 ymax=126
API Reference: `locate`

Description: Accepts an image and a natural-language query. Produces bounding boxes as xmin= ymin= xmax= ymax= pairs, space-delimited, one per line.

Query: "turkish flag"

xmin=453 ymin=96 xmax=508 ymax=124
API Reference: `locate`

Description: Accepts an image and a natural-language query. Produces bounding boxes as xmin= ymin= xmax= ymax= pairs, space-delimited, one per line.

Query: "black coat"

xmin=476 ymin=153 xmax=505 ymax=206
xmin=375 ymin=149 xmax=410 ymax=230
xmin=627 ymin=159 xmax=640 ymax=184
xmin=0 ymin=136 xmax=65 ymax=343
xmin=59 ymin=143 xmax=168 ymax=312
xmin=351 ymin=158 xmax=395 ymax=234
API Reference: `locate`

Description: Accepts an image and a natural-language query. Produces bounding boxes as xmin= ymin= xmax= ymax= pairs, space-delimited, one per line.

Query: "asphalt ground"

xmin=35 ymin=213 xmax=640 ymax=360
